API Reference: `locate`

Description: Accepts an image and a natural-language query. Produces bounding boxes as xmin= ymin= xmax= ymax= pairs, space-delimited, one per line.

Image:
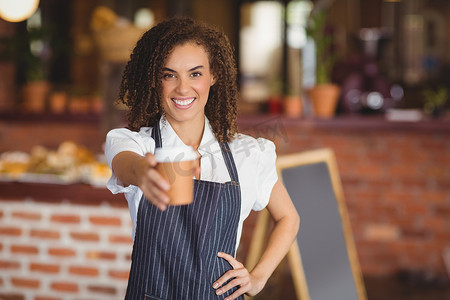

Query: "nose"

xmin=176 ymin=77 xmax=190 ymax=94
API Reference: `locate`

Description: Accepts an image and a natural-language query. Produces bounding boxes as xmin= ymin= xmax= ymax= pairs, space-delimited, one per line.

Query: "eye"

xmin=163 ymin=73 xmax=175 ymax=80
xmin=191 ymin=72 xmax=202 ymax=78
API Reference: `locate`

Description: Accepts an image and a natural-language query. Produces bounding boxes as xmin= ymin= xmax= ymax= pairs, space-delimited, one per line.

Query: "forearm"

xmin=250 ymin=213 xmax=299 ymax=286
xmin=247 ymin=180 xmax=300 ymax=294
xmin=112 ymin=151 xmax=147 ymax=187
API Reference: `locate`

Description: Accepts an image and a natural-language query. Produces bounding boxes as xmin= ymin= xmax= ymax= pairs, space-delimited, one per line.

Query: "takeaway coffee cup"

xmin=154 ymin=146 xmax=198 ymax=205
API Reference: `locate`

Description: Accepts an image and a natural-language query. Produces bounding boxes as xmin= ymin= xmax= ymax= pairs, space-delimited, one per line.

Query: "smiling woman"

xmin=105 ymin=17 xmax=299 ymax=300
xmin=119 ymin=17 xmax=239 ymax=144
xmin=160 ymin=43 xmax=216 ymax=143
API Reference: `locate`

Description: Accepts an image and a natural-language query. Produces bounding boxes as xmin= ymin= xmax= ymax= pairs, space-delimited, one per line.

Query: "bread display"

xmin=0 ymin=141 xmax=110 ymax=186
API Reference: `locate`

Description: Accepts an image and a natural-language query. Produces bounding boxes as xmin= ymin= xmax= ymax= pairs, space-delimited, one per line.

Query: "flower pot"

xmin=49 ymin=92 xmax=68 ymax=114
xmin=268 ymin=95 xmax=283 ymax=115
xmin=22 ymin=81 xmax=51 ymax=113
xmin=91 ymin=96 xmax=104 ymax=114
xmin=284 ymin=95 xmax=303 ymax=118
xmin=69 ymin=96 xmax=90 ymax=114
xmin=308 ymin=84 xmax=340 ymax=118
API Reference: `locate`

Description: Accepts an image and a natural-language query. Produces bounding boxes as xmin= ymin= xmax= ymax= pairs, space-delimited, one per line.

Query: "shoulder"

xmin=106 ymin=127 xmax=153 ymax=140
xmin=105 ymin=126 xmax=155 ymax=160
xmin=230 ymin=133 xmax=278 ymax=212
xmin=229 ymin=133 xmax=276 ymax=157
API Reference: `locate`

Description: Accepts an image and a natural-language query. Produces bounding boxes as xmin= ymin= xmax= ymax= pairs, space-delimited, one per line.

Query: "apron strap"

xmin=220 ymin=143 xmax=239 ymax=183
xmin=151 ymin=119 xmax=240 ymax=183
xmin=152 ymin=120 xmax=163 ymax=148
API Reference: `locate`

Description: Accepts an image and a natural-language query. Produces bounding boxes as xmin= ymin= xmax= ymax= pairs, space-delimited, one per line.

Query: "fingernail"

xmin=213 ymin=283 xmax=219 ymax=289
xmin=216 ymin=289 xmax=222 ymax=295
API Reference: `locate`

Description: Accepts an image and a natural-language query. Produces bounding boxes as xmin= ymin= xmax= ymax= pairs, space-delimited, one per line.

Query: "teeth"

xmin=173 ymin=98 xmax=195 ymax=106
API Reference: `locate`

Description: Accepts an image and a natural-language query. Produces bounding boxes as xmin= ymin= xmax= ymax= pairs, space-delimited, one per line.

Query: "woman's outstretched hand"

xmin=134 ymin=153 xmax=171 ymax=211
xmin=134 ymin=153 xmax=200 ymax=211
xmin=213 ymin=252 xmax=265 ymax=300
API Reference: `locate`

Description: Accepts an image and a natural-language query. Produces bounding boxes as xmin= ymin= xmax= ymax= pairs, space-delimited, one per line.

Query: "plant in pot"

xmin=422 ymin=86 xmax=448 ymax=118
xmin=1 ymin=18 xmax=54 ymax=113
xmin=306 ymin=7 xmax=340 ymax=118
xmin=283 ymin=84 xmax=303 ymax=118
xmin=19 ymin=24 xmax=53 ymax=113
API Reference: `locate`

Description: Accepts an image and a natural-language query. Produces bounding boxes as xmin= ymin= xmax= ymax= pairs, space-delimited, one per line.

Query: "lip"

xmin=171 ymin=97 xmax=195 ymax=110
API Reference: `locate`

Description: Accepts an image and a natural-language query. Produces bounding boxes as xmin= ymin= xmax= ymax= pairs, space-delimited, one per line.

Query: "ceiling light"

xmin=0 ymin=0 xmax=40 ymax=23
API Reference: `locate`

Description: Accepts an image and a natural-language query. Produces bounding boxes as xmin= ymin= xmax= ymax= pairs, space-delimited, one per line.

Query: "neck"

xmin=166 ymin=116 xmax=205 ymax=150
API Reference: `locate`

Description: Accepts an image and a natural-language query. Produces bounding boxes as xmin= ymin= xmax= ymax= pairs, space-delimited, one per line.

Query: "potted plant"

xmin=19 ymin=24 xmax=53 ymax=113
xmin=306 ymin=7 xmax=340 ymax=118
xmin=283 ymin=84 xmax=303 ymax=118
xmin=267 ymin=79 xmax=303 ymax=118
xmin=422 ymin=86 xmax=448 ymax=118
xmin=0 ymin=19 xmax=54 ymax=113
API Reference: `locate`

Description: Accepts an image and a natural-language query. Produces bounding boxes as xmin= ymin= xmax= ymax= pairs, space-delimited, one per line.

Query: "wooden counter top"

xmin=238 ymin=114 xmax=450 ymax=133
xmin=1 ymin=111 xmax=449 ymax=132
xmin=0 ymin=181 xmax=125 ymax=207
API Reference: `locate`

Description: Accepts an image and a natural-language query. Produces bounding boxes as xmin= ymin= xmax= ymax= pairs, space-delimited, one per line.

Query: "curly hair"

xmin=119 ymin=17 xmax=239 ymax=143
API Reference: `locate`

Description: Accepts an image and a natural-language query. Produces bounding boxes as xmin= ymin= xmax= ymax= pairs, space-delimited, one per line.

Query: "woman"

xmin=105 ymin=17 xmax=299 ymax=300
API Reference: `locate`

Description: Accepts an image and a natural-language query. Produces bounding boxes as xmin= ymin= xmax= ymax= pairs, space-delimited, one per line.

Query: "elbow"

xmin=283 ymin=209 xmax=300 ymax=239
xmin=293 ymin=212 xmax=300 ymax=236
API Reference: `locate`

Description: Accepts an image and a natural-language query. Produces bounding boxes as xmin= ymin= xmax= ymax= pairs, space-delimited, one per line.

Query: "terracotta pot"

xmin=22 ymin=81 xmax=51 ymax=113
xmin=268 ymin=95 xmax=283 ymax=114
xmin=308 ymin=84 xmax=340 ymax=118
xmin=284 ymin=95 xmax=303 ymax=118
xmin=91 ymin=96 xmax=103 ymax=114
xmin=49 ymin=92 xmax=68 ymax=114
xmin=69 ymin=96 xmax=90 ymax=114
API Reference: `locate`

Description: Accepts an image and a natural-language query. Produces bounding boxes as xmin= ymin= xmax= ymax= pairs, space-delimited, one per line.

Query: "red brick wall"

xmin=0 ymin=194 xmax=132 ymax=299
xmin=239 ymin=116 xmax=450 ymax=277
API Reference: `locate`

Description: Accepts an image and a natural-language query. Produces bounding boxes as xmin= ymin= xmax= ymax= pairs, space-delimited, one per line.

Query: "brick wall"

xmin=239 ymin=116 xmax=450 ymax=277
xmin=0 ymin=116 xmax=449 ymax=299
xmin=0 ymin=197 xmax=132 ymax=300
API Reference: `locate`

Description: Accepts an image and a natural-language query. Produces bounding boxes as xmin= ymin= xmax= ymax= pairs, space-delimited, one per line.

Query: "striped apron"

xmin=125 ymin=121 xmax=243 ymax=300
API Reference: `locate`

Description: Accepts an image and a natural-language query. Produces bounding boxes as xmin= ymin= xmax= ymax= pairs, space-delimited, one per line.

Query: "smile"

xmin=172 ymin=98 xmax=195 ymax=107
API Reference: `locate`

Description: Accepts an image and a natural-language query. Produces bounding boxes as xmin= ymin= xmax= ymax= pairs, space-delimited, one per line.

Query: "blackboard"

xmin=246 ymin=148 xmax=367 ymax=300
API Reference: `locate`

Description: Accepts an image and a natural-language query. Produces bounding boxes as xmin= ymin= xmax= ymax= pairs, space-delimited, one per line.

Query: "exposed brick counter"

xmin=0 ymin=183 xmax=130 ymax=299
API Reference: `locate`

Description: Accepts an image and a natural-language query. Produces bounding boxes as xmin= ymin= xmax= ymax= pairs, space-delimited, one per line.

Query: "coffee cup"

xmin=154 ymin=146 xmax=198 ymax=205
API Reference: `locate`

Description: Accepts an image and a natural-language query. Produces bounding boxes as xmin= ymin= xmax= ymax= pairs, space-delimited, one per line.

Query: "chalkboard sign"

xmin=246 ymin=148 xmax=367 ymax=300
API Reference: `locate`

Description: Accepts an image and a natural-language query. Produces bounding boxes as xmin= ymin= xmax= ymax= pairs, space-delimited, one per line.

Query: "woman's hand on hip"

xmin=213 ymin=252 xmax=265 ymax=299
xmin=134 ymin=153 xmax=171 ymax=211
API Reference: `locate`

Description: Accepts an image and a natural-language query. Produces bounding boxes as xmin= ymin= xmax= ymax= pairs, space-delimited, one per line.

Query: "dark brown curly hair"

xmin=119 ymin=17 xmax=239 ymax=143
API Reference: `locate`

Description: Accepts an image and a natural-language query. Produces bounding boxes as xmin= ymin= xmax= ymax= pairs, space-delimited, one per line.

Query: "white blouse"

xmin=105 ymin=117 xmax=278 ymax=250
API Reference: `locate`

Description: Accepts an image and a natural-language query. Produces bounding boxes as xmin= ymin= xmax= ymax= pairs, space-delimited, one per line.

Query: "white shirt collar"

xmin=158 ymin=116 xmax=223 ymax=161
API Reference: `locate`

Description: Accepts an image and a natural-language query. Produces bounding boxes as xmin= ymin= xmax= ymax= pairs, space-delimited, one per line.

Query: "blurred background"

xmin=0 ymin=0 xmax=449 ymax=299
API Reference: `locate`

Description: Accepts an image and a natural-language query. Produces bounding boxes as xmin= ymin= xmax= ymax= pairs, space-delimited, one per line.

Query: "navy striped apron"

xmin=125 ymin=121 xmax=244 ymax=300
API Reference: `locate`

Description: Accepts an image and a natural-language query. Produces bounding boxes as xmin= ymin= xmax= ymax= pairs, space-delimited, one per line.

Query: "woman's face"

xmin=160 ymin=43 xmax=215 ymax=127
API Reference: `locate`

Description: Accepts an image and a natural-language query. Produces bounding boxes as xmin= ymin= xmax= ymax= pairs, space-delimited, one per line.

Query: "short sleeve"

xmin=104 ymin=127 xmax=155 ymax=194
xmin=252 ymin=138 xmax=278 ymax=211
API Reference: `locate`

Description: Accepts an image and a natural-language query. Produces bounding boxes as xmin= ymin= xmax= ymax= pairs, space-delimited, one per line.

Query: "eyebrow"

xmin=162 ymin=65 xmax=204 ymax=73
